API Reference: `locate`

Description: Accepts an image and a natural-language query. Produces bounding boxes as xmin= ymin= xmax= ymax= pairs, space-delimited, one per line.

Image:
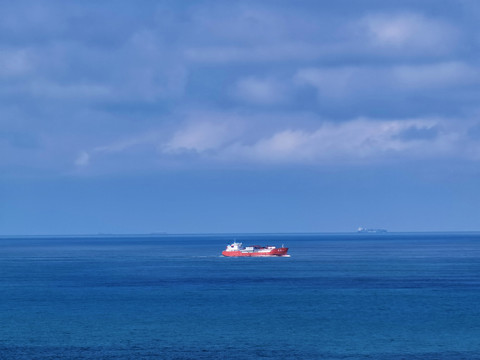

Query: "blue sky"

xmin=1 ymin=0 xmax=480 ymax=234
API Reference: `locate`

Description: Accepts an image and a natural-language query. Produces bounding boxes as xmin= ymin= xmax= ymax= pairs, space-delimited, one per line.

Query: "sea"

xmin=1 ymin=233 xmax=480 ymax=359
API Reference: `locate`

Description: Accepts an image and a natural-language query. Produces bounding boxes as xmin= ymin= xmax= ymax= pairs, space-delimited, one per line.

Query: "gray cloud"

xmin=1 ymin=1 xmax=480 ymax=176
xmin=295 ymin=62 xmax=480 ymax=101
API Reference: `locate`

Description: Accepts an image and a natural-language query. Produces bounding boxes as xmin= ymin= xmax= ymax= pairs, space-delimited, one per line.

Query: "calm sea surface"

xmin=1 ymin=233 xmax=480 ymax=359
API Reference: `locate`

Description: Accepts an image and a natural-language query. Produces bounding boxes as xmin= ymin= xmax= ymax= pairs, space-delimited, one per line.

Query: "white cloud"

xmin=232 ymin=76 xmax=288 ymax=105
xmin=185 ymin=10 xmax=459 ymax=63
xmin=73 ymin=131 xmax=163 ymax=169
xmin=361 ymin=13 xmax=458 ymax=54
xmin=223 ymin=119 xmax=446 ymax=164
xmin=2 ymin=2 xmax=478 ymax=177
xmin=295 ymin=67 xmax=363 ymax=99
xmin=295 ymin=62 xmax=480 ymax=100
xmin=164 ymin=121 xmax=241 ymax=154
xmin=156 ymin=115 xmax=465 ymax=165
xmin=73 ymin=111 xmax=246 ymax=170
xmin=68 ymin=110 xmax=480 ymax=173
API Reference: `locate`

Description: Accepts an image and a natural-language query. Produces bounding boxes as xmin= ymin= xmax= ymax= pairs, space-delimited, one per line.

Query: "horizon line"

xmin=1 ymin=230 xmax=480 ymax=238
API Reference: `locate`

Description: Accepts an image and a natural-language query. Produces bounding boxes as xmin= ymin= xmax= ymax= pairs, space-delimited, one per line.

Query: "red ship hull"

xmin=222 ymin=247 xmax=289 ymax=257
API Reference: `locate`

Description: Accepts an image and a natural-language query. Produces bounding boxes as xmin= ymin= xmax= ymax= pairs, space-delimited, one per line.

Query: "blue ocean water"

xmin=1 ymin=233 xmax=480 ymax=359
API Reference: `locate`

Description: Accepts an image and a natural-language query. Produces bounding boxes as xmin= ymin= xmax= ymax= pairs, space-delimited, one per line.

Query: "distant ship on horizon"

xmin=357 ymin=227 xmax=387 ymax=233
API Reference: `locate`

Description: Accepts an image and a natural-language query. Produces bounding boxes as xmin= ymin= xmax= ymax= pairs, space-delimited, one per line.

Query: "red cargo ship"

xmin=222 ymin=242 xmax=289 ymax=257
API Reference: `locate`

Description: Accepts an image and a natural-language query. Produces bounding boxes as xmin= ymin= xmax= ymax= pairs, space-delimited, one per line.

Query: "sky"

xmin=1 ymin=0 xmax=480 ymax=234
